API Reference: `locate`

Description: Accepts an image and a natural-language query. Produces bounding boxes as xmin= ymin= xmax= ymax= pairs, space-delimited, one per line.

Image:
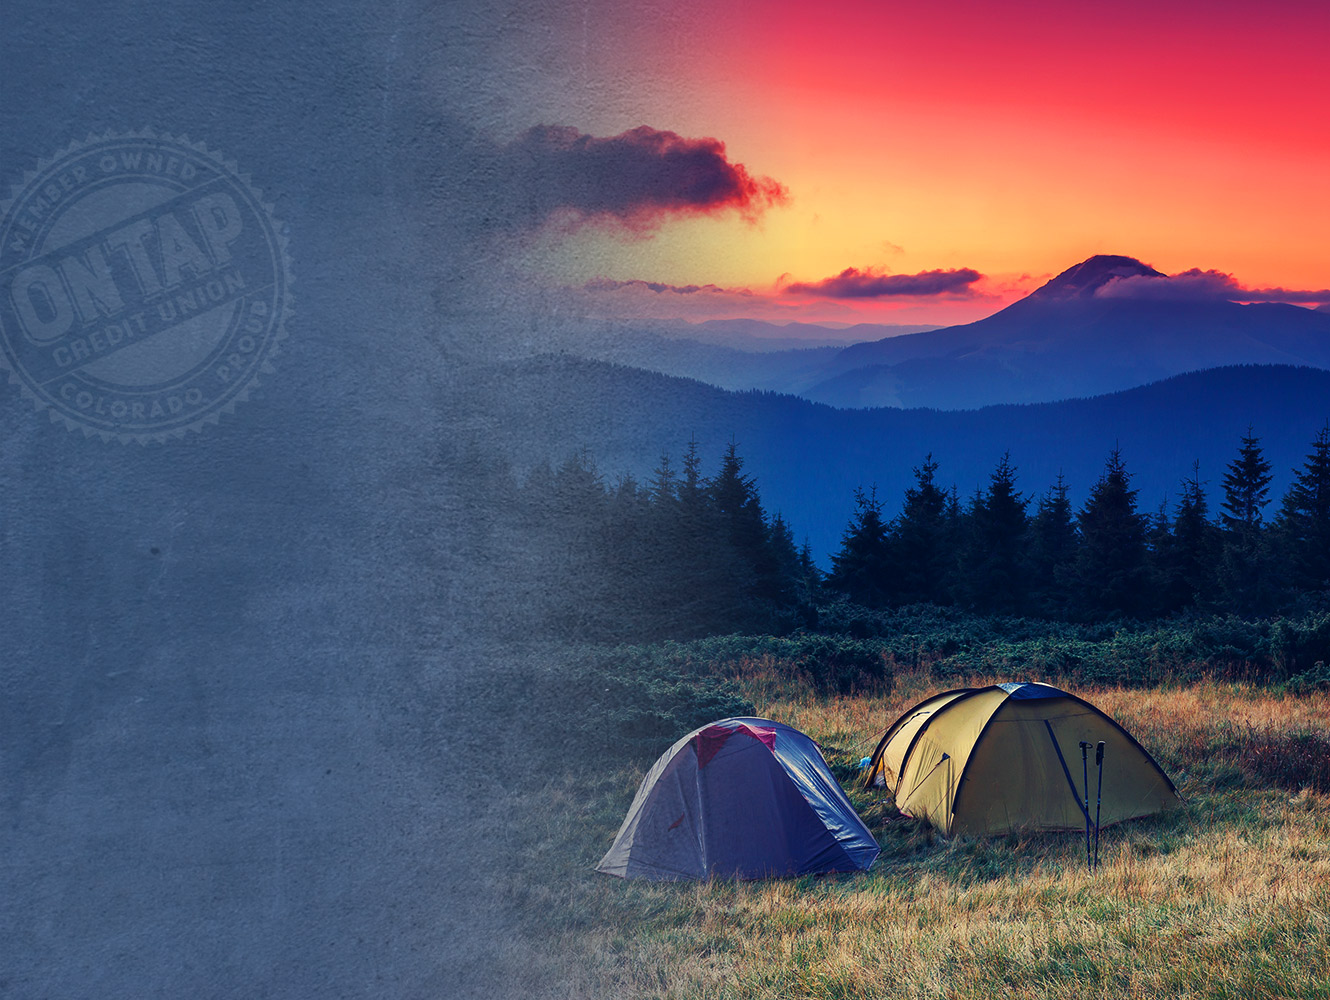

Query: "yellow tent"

xmin=864 ymin=682 xmax=1180 ymax=836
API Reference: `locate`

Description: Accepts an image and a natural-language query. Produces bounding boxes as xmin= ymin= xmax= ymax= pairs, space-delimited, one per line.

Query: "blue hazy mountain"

xmin=688 ymin=318 xmax=938 ymax=350
xmin=448 ymin=356 xmax=1330 ymax=559
xmin=543 ymin=319 xmax=937 ymax=396
xmin=810 ymin=255 xmax=1330 ymax=407
xmin=574 ymin=256 xmax=1330 ymax=410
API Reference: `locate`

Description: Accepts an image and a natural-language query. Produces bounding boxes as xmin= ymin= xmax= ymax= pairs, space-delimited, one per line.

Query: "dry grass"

xmin=508 ymin=672 xmax=1330 ymax=999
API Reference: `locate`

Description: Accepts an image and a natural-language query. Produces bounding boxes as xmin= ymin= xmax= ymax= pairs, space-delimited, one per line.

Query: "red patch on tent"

xmin=693 ymin=723 xmax=777 ymax=768
xmin=667 ymin=813 xmax=686 ymax=831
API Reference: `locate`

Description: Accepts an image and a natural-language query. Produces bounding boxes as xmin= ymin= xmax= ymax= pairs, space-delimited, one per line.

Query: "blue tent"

xmin=597 ymin=717 xmax=881 ymax=880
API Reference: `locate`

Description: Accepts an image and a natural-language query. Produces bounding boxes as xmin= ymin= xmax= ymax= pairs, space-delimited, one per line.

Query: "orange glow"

xmin=532 ymin=0 xmax=1330 ymax=324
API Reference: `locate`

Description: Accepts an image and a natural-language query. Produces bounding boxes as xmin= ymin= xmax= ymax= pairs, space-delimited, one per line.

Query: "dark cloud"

xmin=1095 ymin=269 xmax=1242 ymax=301
xmin=583 ymin=278 xmax=753 ymax=296
xmin=497 ymin=125 xmax=787 ymax=231
xmin=1249 ymin=287 xmax=1330 ymax=304
xmin=784 ymin=266 xmax=984 ymax=299
xmin=1097 ymin=269 xmax=1330 ymax=304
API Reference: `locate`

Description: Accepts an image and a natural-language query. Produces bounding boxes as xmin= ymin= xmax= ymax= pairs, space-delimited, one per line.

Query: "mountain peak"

xmin=1031 ymin=255 xmax=1165 ymax=300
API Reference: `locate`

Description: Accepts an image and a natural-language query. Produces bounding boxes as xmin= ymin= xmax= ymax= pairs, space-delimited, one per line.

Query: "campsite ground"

xmin=507 ymin=668 xmax=1330 ymax=999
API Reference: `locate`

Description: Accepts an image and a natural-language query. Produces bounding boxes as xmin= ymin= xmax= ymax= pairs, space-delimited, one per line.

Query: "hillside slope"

xmin=559 ymin=257 xmax=1330 ymax=410
xmin=445 ymin=357 xmax=1330 ymax=558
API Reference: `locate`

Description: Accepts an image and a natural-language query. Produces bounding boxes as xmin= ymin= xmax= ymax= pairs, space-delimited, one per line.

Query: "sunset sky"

xmin=441 ymin=0 xmax=1330 ymax=327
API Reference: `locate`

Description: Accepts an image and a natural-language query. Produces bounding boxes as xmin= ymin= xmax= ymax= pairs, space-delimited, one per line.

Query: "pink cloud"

xmin=499 ymin=125 xmax=788 ymax=231
xmin=783 ymin=266 xmax=984 ymax=299
xmin=1097 ymin=268 xmax=1330 ymax=304
xmin=583 ymin=278 xmax=754 ymax=296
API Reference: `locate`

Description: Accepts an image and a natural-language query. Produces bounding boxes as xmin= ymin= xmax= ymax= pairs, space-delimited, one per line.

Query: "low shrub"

xmin=1271 ymin=613 xmax=1330 ymax=677
xmin=1281 ymin=660 xmax=1330 ymax=695
xmin=808 ymin=637 xmax=886 ymax=693
xmin=559 ymin=646 xmax=755 ymax=760
xmin=811 ymin=604 xmax=1330 ymax=686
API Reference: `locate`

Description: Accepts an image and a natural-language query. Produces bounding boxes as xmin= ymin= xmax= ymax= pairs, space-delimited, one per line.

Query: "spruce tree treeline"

xmin=826 ymin=427 xmax=1330 ymax=621
xmin=452 ymin=438 xmax=822 ymax=641
xmin=454 ymin=425 xmax=1330 ymax=640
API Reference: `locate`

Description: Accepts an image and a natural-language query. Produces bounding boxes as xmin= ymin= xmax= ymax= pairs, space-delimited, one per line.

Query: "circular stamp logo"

xmin=0 ymin=130 xmax=291 ymax=441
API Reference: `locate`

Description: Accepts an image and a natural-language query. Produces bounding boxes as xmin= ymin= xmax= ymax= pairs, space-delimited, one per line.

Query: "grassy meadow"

xmin=505 ymin=663 xmax=1330 ymax=1000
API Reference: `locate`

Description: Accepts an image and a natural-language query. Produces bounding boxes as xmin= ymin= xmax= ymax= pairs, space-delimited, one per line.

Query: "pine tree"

xmin=648 ymin=451 xmax=678 ymax=505
xmin=769 ymin=511 xmax=796 ymax=554
xmin=612 ymin=472 xmax=645 ymax=504
xmin=960 ymin=453 xmax=1029 ymax=612
xmin=709 ymin=441 xmax=770 ymax=564
xmin=534 ymin=449 xmax=614 ymax=635
xmin=1161 ymin=462 xmax=1220 ymax=611
xmin=768 ymin=512 xmax=801 ymax=602
xmin=1221 ymin=427 xmax=1274 ymax=531
xmin=1025 ymin=473 xmax=1078 ymax=617
xmin=797 ymin=539 xmax=824 ymax=606
xmin=602 ymin=473 xmax=656 ymax=630
xmin=828 ymin=486 xmax=891 ymax=607
xmin=1278 ymin=423 xmax=1330 ymax=597
xmin=891 ymin=455 xmax=952 ymax=606
xmin=679 ymin=436 xmax=706 ymax=512
xmin=670 ymin=435 xmax=740 ymax=631
xmin=1144 ymin=497 xmax=1172 ymax=617
xmin=1218 ymin=428 xmax=1275 ymax=614
xmin=1073 ymin=448 xmax=1150 ymax=618
xmin=551 ymin=449 xmax=605 ymax=540
xmin=708 ymin=440 xmax=789 ymax=626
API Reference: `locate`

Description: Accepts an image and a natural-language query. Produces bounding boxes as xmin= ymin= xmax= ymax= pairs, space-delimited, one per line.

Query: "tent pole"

xmin=1094 ymin=741 xmax=1105 ymax=872
xmin=1079 ymin=741 xmax=1091 ymax=874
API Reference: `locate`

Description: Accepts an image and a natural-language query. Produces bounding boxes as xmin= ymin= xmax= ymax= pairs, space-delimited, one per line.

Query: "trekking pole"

xmin=1080 ymin=742 xmax=1091 ymax=873
xmin=1094 ymin=741 xmax=1105 ymax=872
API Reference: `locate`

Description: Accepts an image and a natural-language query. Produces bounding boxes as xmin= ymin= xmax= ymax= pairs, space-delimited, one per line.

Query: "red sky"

xmin=497 ymin=0 xmax=1330 ymax=327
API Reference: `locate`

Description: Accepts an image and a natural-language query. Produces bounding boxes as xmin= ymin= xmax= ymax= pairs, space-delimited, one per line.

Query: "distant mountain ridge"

xmin=559 ymin=255 xmax=1330 ymax=410
xmin=684 ymin=318 xmax=940 ymax=350
xmin=818 ymin=256 xmax=1330 ymax=407
xmin=445 ymin=356 xmax=1330 ymax=560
